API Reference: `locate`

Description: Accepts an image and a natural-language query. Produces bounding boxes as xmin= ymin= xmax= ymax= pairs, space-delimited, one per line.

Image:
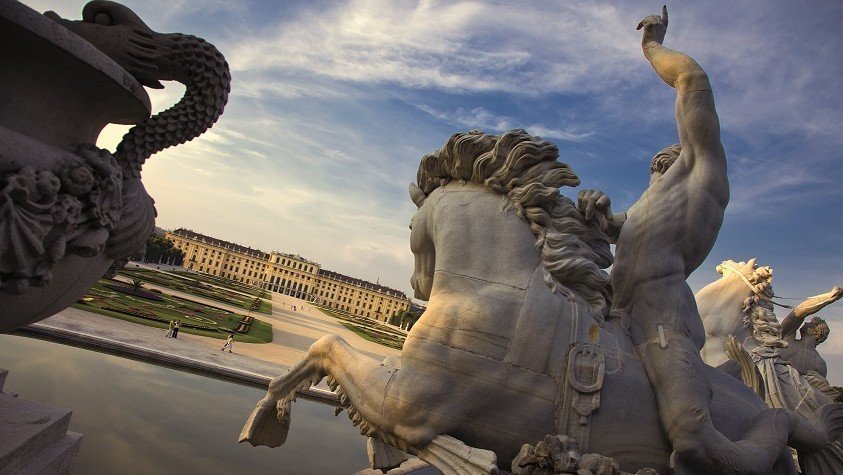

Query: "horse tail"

xmin=799 ymin=403 xmax=843 ymax=474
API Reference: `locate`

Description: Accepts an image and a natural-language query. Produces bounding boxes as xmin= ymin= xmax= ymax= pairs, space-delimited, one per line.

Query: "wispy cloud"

xmin=413 ymin=104 xmax=593 ymax=142
xmin=727 ymin=160 xmax=835 ymax=216
xmin=226 ymin=1 xmax=642 ymax=95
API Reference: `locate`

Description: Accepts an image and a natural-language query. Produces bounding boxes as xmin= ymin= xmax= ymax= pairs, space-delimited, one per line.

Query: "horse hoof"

xmin=238 ymin=399 xmax=291 ymax=447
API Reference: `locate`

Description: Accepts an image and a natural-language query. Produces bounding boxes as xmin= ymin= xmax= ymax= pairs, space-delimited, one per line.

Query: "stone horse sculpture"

xmin=0 ymin=0 xmax=230 ymax=331
xmin=696 ymin=259 xmax=843 ymax=472
xmin=240 ymin=129 xmax=820 ymax=474
xmin=240 ymin=8 xmax=839 ymax=474
xmin=698 ymin=259 xmax=841 ymax=378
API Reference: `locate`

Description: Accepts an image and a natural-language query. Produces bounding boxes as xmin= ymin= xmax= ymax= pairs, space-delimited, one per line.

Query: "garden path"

xmin=184 ymin=291 xmax=401 ymax=364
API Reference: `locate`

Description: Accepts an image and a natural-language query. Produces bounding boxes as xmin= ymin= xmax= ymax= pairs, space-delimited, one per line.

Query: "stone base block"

xmin=0 ymin=369 xmax=82 ymax=474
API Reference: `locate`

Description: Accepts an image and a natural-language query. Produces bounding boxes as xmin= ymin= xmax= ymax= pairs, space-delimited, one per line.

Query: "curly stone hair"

xmin=716 ymin=259 xmax=788 ymax=349
xmin=416 ymin=129 xmax=613 ymax=318
xmin=650 ymin=144 xmax=682 ymax=175
xmin=801 ymin=317 xmax=830 ymax=344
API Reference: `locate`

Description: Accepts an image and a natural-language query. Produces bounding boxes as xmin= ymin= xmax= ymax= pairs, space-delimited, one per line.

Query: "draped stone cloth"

xmin=751 ymin=345 xmax=822 ymax=420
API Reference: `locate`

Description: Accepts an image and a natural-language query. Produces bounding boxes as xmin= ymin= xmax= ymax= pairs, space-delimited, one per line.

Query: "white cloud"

xmin=226 ymin=1 xmax=642 ymax=95
xmin=413 ymin=104 xmax=593 ymax=142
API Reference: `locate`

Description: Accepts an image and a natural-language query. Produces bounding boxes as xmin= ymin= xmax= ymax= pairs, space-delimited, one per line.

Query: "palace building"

xmin=165 ymin=228 xmax=411 ymax=321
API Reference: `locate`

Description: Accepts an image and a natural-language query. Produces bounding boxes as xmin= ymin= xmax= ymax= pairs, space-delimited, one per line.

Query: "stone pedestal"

xmin=0 ymin=369 xmax=83 ymax=474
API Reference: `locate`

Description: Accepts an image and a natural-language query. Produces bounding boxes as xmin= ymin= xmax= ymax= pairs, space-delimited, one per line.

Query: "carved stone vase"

xmin=0 ymin=1 xmax=151 ymax=331
xmin=1 ymin=0 xmax=230 ymax=333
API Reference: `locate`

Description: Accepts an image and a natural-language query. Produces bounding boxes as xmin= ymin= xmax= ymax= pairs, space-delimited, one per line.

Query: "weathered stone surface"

xmin=0 ymin=370 xmax=83 ymax=474
xmin=368 ymin=436 xmax=409 ymax=471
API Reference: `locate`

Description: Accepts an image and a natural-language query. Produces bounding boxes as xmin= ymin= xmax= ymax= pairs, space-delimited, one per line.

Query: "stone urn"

xmin=0 ymin=0 xmax=230 ymax=332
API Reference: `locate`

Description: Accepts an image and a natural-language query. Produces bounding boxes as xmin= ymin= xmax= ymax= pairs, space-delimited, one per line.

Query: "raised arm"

xmin=780 ymin=286 xmax=843 ymax=338
xmin=638 ymin=7 xmax=723 ymax=161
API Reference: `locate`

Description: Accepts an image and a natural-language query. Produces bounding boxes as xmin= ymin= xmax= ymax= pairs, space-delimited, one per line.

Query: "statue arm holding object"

xmin=780 ymin=286 xmax=842 ymax=338
xmin=639 ymin=6 xmax=723 ymax=172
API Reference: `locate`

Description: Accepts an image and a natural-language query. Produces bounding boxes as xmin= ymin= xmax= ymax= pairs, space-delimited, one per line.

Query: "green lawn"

xmin=74 ymin=280 xmax=273 ymax=343
xmin=119 ymin=268 xmax=272 ymax=315
xmin=316 ymin=306 xmax=405 ymax=350
xmin=170 ymin=270 xmax=269 ymax=298
xmin=338 ymin=322 xmax=403 ymax=350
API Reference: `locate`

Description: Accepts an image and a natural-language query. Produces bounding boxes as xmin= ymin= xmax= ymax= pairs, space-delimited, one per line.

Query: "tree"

xmin=135 ymin=234 xmax=185 ymax=265
xmin=395 ymin=309 xmax=422 ymax=331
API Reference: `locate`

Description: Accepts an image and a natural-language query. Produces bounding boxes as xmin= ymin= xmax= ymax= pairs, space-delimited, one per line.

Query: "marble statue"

xmin=697 ymin=259 xmax=842 ymax=415
xmin=776 ymin=288 xmax=840 ymax=395
xmin=0 ymin=0 xmax=230 ymax=332
xmin=241 ymin=8 xmax=840 ymax=473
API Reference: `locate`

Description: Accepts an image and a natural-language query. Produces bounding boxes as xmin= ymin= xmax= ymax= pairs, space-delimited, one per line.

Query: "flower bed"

xmin=99 ymin=305 xmax=217 ymax=331
xmin=103 ymin=284 xmax=165 ymax=301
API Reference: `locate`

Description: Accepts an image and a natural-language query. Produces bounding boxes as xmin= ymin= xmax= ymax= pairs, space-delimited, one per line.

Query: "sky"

xmin=26 ymin=1 xmax=842 ymax=377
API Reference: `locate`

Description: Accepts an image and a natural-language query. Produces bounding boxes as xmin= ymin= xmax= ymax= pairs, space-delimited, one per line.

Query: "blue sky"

xmin=28 ymin=1 xmax=842 ymax=376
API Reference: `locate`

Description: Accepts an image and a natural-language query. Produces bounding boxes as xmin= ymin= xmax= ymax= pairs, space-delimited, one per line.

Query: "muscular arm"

xmin=780 ymin=286 xmax=843 ymax=338
xmin=640 ymin=8 xmax=724 ymax=166
xmin=634 ymin=7 xmax=728 ymax=274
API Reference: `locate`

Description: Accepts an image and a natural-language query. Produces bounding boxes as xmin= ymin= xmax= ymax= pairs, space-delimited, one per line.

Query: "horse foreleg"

xmin=239 ymin=334 xmax=404 ymax=450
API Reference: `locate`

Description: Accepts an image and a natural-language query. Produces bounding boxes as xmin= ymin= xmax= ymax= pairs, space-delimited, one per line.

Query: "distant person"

xmin=165 ymin=319 xmax=175 ymax=337
xmin=173 ymin=320 xmax=181 ymax=339
xmin=221 ymin=334 xmax=234 ymax=353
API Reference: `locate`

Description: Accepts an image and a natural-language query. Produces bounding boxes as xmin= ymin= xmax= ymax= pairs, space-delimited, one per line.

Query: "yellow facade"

xmin=166 ymin=229 xmax=410 ymax=321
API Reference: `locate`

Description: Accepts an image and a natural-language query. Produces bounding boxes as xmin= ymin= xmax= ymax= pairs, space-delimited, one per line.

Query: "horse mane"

xmin=416 ymin=129 xmax=613 ymax=318
xmin=716 ymin=259 xmax=787 ymax=349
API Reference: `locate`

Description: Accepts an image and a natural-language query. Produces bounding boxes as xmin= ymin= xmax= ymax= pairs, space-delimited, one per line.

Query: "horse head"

xmin=697 ymin=258 xmax=784 ymax=367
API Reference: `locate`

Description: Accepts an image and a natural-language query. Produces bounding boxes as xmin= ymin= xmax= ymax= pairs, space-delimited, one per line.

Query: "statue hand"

xmin=577 ymin=189 xmax=613 ymax=222
xmin=794 ymin=286 xmax=843 ymax=318
xmin=637 ymin=5 xmax=668 ymax=46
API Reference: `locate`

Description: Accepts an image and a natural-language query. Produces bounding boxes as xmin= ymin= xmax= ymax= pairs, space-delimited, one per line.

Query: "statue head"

xmin=800 ymin=317 xmax=830 ymax=345
xmin=649 ymin=144 xmax=682 ymax=185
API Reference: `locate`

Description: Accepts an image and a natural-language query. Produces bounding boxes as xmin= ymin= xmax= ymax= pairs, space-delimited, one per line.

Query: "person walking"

xmin=221 ymin=334 xmax=234 ymax=353
xmin=165 ymin=319 xmax=175 ymax=337
xmin=172 ymin=320 xmax=181 ymax=339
